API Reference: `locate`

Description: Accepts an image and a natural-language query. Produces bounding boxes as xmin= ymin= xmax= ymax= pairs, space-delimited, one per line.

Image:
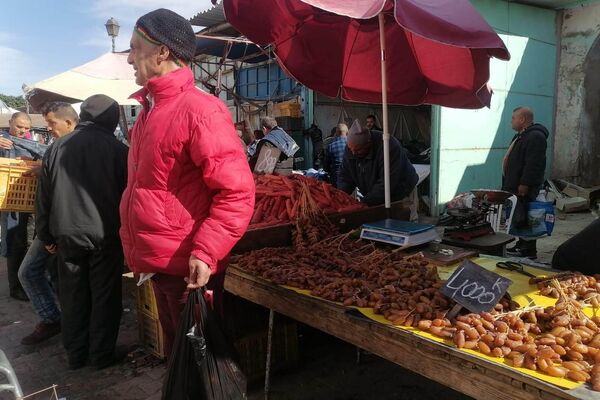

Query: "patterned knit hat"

xmin=135 ymin=8 xmax=196 ymax=62
xmin=347 ymin=119 xmax=371 ymax=145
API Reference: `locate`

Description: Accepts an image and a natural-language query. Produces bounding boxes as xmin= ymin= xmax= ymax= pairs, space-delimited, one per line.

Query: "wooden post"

xmin=264 ymin=309 xmax=275 ymax=400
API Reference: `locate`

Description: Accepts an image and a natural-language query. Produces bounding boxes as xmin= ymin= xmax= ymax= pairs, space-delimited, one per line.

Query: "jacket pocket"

xmin=164 ymin=193 xmax=191 ymax=230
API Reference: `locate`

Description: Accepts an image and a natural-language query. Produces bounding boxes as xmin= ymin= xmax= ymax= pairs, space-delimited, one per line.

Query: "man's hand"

xmin=45 ymin=244 xmax=57 ymax=254
xmin=517 ymin=184 xmax=529 ymax=197
xmin=23 ymin=165 xmax=41 ymax=177
xmin=16 ymin=156 xmax=33 ymax=161
xmin=0 ymin=137 xmax=13 ymax=150
xmin=186 ymin=255 xmax=211 ymax=289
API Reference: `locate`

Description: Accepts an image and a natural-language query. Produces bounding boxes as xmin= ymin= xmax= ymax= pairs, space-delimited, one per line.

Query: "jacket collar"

xmin=130 ymin=67 xmax=195 ymax=110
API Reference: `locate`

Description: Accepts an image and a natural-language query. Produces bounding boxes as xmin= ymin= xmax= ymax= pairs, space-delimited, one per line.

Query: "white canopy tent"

xmin=24 ymin=52 xmax=141 ymax=109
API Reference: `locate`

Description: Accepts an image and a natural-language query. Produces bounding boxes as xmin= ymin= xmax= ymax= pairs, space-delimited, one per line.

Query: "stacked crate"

xmin=0 ymin=158 xmax=41 ymax=213
xmin=136 ymin=280 xmax=165 ymax=359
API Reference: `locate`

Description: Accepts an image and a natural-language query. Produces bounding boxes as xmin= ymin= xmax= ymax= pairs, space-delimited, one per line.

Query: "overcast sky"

xmin=0 ymin=0 xmax=213 ymax=95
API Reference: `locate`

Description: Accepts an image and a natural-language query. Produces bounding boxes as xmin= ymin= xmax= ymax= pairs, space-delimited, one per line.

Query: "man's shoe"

xmin=507 ymin=239 xmax=526 ymax=253
xmin=506 ymin=243 xmax=519 ymax=253
xmin=10 ymin=289 xmax=29 ymax=302
xmin=506 ymin=246 xmax=523 ymax=256
xmin=507 ymin=247 xmax=537 ymax=259
xmin=92 ymin=348 xmax=128 ymax=370
xmin=21 ymin=321 xmax=61 ymax=345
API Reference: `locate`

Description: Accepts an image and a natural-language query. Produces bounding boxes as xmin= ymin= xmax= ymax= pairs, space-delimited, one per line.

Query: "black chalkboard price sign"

xmin=440 ymin=259 xmax=513 ymax=314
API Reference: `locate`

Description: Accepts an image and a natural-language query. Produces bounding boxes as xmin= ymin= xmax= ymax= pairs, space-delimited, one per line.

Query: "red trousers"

xmin=151 ymin=269 xmax=226 ymax=359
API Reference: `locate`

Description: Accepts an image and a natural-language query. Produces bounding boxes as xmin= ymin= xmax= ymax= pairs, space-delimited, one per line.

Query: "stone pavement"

xmin=536 ymin=210 xmax=596 ymax=263
xmin=0 ymin=265 xmax=166 ymax=400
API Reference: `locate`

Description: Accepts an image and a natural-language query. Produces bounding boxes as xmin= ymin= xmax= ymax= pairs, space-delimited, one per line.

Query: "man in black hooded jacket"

xmin=36 ymin=94 xmax=129 ymax=369
xmin=502 ymin=106 xmax=549 ymax=258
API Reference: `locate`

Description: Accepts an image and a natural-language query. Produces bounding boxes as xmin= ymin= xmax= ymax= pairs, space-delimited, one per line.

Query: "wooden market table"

xmin=224 ymin=265 xmax=600 ymax=400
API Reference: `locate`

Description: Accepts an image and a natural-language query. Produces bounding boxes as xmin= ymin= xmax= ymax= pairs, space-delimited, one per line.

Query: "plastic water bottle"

xmin=536 ymin=190 xmax=547 ymax=202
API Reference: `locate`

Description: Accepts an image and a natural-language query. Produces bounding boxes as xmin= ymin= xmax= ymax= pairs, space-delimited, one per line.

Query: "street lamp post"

xmin=105 ymin=17 xmax=120 ymax=53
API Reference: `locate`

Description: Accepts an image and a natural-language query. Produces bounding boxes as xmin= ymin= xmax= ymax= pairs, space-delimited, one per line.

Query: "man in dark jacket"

xmin=502 ymin=106 xmax=549 ymax=258
xmin=338 ymin=128 xmax=418 ymax=206
xmin=36 ymin=94 xmax=128 ymax=370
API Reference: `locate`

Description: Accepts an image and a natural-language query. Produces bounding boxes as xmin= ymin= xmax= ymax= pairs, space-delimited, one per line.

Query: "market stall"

xmin=224 ymin=182 xmax=600 ymax=399
xmin=225 ymin=263 xmax=600 ymax=400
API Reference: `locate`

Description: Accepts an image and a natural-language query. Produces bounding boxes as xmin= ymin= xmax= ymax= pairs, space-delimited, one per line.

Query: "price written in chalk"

xmin=440 ymin=259 xmax=513 ymax=314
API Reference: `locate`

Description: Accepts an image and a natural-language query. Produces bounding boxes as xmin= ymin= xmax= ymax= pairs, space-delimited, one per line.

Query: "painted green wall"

xmin=433 ymin=1 xmax=557 ymax=210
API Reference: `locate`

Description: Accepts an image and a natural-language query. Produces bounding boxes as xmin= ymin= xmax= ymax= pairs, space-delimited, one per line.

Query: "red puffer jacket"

xmin=120 ymin=67 xmax=255 ymax=276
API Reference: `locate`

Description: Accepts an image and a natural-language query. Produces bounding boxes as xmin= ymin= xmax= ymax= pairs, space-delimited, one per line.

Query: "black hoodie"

xmin=36 ymin=95 xmax=129 ymax=256
xmin=502 ymin=123 xmax=549 ymax=199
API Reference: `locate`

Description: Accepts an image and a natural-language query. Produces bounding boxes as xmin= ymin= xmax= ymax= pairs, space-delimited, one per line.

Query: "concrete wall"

xmin=553 ymin=2 xmax=600 ymax=185
xmin=434 ymin=0 xmax=557 ymax=207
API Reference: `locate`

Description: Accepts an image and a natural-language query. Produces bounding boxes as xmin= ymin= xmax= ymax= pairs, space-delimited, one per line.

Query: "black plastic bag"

xmin=162 ymin=289 xmax=247 ymax=400
xmin=512 ymin=196 xmax=529 ymax=229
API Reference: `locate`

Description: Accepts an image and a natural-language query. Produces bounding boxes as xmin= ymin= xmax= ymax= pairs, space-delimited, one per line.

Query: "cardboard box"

xmin=556 ymin=197 xmax=589 ymax=213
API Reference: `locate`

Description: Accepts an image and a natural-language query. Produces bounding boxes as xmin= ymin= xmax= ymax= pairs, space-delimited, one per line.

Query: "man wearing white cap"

xmin=338 ymin=123 xmax=417 ymax=206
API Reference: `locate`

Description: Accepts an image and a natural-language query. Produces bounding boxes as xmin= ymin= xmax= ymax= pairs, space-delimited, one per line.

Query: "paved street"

xmin=0 ymin=270 xmax=165 ymax=400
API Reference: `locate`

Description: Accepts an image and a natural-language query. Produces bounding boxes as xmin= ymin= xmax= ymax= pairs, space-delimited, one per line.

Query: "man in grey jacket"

xmin=0 ymin=112 xmax=35 ymax=301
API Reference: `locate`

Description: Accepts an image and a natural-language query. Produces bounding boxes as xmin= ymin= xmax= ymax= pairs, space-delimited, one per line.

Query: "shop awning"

xmin=24 ymin=52 xmax=141 ymax=109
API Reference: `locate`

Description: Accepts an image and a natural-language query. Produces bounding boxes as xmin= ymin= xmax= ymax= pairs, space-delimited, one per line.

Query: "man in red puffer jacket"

xmin=120 ymin=8 xmax=255 ymax=357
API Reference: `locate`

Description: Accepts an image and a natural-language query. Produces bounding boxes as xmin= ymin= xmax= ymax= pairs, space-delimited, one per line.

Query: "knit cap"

xmin=135 ymin=8 xmax=196 ymax=62
xmin=347 ymin=119 xmax=371 ymax=145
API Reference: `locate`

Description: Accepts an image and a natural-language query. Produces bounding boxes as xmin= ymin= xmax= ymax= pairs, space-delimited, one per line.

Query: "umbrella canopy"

xmin=224 ymin=0 xmax=509 ymax=108
xmin=24 ymin=52 xmax=141 ymax=109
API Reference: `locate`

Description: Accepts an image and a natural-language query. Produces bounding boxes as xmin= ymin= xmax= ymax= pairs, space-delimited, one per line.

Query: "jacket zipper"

xmin=126 ymin=107 xmax=152 ymax=269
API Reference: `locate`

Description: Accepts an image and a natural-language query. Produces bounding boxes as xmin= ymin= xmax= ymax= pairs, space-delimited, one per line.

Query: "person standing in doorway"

xmin=365 ymin=114 xmax=381 ymax=131
xmin=502 ymin=106 xmax=549 ymax=259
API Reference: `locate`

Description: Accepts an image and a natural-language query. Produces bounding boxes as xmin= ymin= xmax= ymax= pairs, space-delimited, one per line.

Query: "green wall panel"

xmin=434 ymin=1 xmax=557 ymax=209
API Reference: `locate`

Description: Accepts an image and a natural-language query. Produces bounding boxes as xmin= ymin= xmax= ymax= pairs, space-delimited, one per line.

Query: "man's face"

xmin=348 ymin=140 xmax=372 ymax=159
xmin=127 ymin=31 xmax=162 ymax=86
xmin=45 ymin=112 xmax=75 ymax=138
xmin=511 ymin=111 xmax=524 ymax=132
xmin=8 ymin=116 xmax=31 ymax=137
xmin=365 ymin=117 xmax=375 ymax=130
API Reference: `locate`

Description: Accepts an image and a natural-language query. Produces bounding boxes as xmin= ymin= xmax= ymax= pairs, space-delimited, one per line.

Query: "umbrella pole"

xmin=378 ymin=13 xmax=391 ymax=210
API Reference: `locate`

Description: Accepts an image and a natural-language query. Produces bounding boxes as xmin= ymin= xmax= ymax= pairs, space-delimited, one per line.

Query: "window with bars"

xmin=236 ymin=63 xmax=295 ymax=100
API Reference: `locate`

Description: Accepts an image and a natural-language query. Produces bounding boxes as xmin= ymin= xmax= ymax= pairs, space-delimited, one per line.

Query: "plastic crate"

xmin=234 ymin=321 xmax=299 ymax=382
xmin=136 ymin=280 xmax=158 ymax=317
xmin=274 ymin=102 xmax=301 ymax=118
xmin=137 ymin=309 xmax=165 ymax=359
xmin=0 ymin=157 xmax=40 ymax=213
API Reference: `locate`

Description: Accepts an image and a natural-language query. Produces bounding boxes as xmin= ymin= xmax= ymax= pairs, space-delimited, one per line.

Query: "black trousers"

xmin=552 ymin=219 xmax=600 ymax=275
xmin=57 ymin=246 xmax=123 ymax=366
xmin=6 ymin=213 xmax=30 ymax=292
